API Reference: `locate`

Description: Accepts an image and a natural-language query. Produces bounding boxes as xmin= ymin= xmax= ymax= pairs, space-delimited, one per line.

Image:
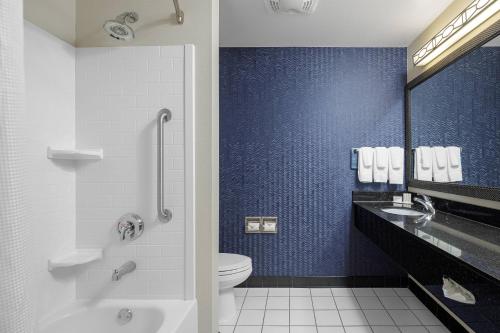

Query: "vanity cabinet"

xmin=354 ymin=203 xmax=500 ymax=333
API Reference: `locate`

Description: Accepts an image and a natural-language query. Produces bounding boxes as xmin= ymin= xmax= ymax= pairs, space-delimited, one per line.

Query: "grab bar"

xmin=157 ymin=108 xmax=173 ymax=223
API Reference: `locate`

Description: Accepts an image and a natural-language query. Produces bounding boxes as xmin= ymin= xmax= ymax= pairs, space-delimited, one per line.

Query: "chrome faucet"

xmin=112 ymin=261 xmax=136 ymax=281
xmin=413 ymin=194 xmax=436 ymax=215
xmin=117 ymin=213 xmax=144 ymax=241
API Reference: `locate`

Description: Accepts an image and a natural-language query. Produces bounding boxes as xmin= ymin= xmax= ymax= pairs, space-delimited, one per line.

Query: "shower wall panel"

xmin=75 ymin=46 xmax=193 ymax=299
xmin=24 ymin=21 xmax=76 ymax=321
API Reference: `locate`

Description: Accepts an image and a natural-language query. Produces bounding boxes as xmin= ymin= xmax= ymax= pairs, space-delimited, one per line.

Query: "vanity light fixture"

xmin=413 ymin=0 xmax=500 ymax=66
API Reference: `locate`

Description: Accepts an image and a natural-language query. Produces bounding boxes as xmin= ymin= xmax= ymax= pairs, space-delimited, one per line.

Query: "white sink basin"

xmin=381 ymin=208 xmax=425 ymax=216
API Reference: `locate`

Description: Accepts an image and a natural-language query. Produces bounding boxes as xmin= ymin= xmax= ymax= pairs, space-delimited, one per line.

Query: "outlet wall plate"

xmin=261 ymin=217 xmax=278 ymax=233
xmin=245 ymin=217 xmax=262 ymax=233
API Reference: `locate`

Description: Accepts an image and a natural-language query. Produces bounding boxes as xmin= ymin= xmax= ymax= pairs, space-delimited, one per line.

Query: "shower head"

xmin=103 ymin=12 xmax=139 ymax=41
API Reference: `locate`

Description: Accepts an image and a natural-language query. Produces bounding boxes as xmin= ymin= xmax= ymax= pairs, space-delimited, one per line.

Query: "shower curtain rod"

xmin=173 ymin=0 xmax=184 ymax=24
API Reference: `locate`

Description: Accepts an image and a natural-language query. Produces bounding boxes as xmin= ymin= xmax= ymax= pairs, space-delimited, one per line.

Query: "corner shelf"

xmin=47 ymin=147 xmax=103 ymax=160
xmin=48 ymin=249 xmax=103 ymax=271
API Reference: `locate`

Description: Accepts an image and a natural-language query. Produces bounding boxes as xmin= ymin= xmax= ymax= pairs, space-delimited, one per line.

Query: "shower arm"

xmin=172 ymin=0 xmax=184 ymax=25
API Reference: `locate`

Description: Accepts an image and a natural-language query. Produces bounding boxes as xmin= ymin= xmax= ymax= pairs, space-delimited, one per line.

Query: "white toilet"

xmin=218 ymin=253 xmax=252 ymax=324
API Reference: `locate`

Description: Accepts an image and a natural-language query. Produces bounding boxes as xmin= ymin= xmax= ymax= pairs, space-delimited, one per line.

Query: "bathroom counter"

xmin=353 ymin=201 xmax=500 ymax=283
xmin=354 ymin=201 xmax=500 ymax=332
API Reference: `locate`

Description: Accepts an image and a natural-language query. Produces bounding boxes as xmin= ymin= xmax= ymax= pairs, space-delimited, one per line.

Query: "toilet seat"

xmin=218 ymin=253 xmax=252 ymax=276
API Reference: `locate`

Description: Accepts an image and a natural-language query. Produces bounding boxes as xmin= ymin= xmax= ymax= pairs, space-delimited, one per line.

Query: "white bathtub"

xmin=38 ymin=299 xmax=197 ymax=333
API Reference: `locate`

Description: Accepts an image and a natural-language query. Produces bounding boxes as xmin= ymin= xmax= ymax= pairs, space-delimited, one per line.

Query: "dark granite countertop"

xmin=354 ymin=201 xmax=500 ymax=283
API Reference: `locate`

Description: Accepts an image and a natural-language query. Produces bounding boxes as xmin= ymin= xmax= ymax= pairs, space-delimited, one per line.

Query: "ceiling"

xmin=220 ymin=0 xmax=455 ymax=47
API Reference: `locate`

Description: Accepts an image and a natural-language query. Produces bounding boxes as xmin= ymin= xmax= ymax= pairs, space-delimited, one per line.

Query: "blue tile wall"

xmin=412 ymin=47 xmax=500 ymax=187
xmin=220 ymin=48 xmax=407 ymax=276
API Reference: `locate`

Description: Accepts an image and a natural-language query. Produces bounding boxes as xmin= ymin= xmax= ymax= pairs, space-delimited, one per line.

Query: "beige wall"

xmin=24 ymin=0 xmax=76 ymax=45
xmin=407 ymin=0 xmax=500 ymax=82
xmin=76 ymin=0 xmax=219 ymax=331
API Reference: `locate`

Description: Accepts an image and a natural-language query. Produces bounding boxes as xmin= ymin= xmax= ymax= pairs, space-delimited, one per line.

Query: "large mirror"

xmin=407 ymin=33 xmax=500 ymax=199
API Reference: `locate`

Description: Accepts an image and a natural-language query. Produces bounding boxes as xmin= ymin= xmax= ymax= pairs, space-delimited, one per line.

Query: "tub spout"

xmin=112 ymin=261 xmax=136 ymax=281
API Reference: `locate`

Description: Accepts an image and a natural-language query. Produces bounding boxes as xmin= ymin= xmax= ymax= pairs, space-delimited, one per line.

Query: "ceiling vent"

xmin=266 ymin=0 xmax=319 ymax=14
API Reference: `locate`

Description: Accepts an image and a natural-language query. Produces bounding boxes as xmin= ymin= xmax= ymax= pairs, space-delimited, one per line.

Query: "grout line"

xmin=234 ymin=287 xmax=439 ymax=332
xmin=261 ymin=293 xmax=269 ymax=332
xmin=310 ymin=291 xmax=319 ymax=332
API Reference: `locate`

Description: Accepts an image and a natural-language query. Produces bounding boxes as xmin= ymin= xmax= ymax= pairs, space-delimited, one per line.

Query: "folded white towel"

xmin=388 ymin=147 xmax=404 ymax=184
xmin=358 ymin=147 xmax=374 ymax=183
xmin=432 ymin=146 xmax=449 ymax=182
xmin=373 ymin=147 xmax=389 ymax=183
xmin=446 ymin=146 xmax=463 ymax=182
xmin=420 ymin=146 xmax=433 ymax=170
xmin=414 ymin=147 xmax=433 ymax=181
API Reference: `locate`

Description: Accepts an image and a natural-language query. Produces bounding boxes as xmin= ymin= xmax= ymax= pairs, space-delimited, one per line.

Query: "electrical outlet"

xmin=245 ymin=217 xmax=261 ymax=233
xmin=261 ymin=217 xmax=278 ymax=233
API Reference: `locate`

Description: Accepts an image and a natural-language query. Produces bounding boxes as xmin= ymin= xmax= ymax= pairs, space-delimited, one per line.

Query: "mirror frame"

xmin=405 ymin=20 xmax=500 ymax=202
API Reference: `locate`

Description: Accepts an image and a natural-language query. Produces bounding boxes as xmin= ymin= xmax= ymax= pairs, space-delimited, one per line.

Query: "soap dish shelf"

xmin=48 ymin=249 xmax=103 ymax=271
xmin=47 ymin=147 xmax=103 ymax=160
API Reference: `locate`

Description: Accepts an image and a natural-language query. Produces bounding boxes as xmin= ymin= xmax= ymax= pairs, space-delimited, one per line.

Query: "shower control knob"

xmin=117 ymin=213 xmax=144 ymax=241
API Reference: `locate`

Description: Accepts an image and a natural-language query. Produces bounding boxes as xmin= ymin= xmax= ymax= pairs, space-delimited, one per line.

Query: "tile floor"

xmin=219 ymin=288 xmax=450 ymax=333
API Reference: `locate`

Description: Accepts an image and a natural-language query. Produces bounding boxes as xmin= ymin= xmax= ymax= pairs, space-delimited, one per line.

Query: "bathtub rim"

xmin=37 ymin=298 xmax=197 ymax=333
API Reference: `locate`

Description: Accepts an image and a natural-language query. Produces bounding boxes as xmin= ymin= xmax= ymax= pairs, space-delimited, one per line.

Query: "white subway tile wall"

xmin=25 ymin=22 xmax=77 ymax=321
xmin=75 ymin=46 xmax=186 ymax=299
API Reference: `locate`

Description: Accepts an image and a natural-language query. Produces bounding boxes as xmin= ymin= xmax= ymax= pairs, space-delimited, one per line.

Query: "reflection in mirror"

xmin=411 ymin=35 xmax=500 ymax=188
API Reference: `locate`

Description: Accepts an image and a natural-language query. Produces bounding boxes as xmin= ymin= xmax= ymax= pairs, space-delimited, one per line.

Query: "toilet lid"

xmin=219 ymin=253 xmax=252 ymax=273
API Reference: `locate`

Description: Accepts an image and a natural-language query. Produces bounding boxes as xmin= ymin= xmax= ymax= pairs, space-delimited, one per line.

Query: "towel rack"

xmin=157 ymin=108 xmax=173 ymax=223
xmin=172 ymin=0 xmax=184 ymax=24
xmin=412 ymin=147 xmax=462 ymax=152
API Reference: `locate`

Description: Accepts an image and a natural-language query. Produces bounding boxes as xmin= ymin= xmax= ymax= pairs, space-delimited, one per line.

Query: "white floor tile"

xmin=339 ymin=310 xmax=368 ymax=326
xmin=331 ymin=288 xmax=354 ymax=297
xmin=362 ymin=310 xmax=394 ymax=326
xmin=248 ymin=288 xmax=441 ymax=333
xmin=237 ymin=310 xmax=265 ymax=325
xmin=311 ymin=288 xmax=333 ymax=296
xmin=315 ymin=310 xmax=342 ymax=326
xmin=247 ymin=288 xmax=269 ymax=297
xmin=387 ymin=310 xmax=421 ymax=326
xmin=401 ymin=297 xmax=425 ymax=310
xmin=243 ymin=297 xmax=267 ymax=309
xmin=317 ymin=327 xmax=345 ymax=333
xmin=236 ymin=297 xmax=245 ymax=309
xmin=373 ymin=288 xmax=397 ymax=297
xmin=334 ymin=297 xmax=360 ymax=310
xmin=343 ymin=327 xmax=372 ymax=333
xmin=425 ymin=326 xmax=450 ymax=333
xmin=267 ymin=297 xmax=290 ymax=309
xmin=290 ymin=327 xmax=318 ymax=333
xmin=291 ymin=297 xmax=314 ymax=309
xmin=219 ymin=326 xmax=235 ymax=333
xmin=234 ymin=326 xmax=262 ymax=333
xmin=312 ymin=297 xmax=336 ymax=310
xmin=379 ymin=296 xmax=408 ymax=309
xmin=221 ymin=310 xmax=240 ymax=326
xmin=412 ymin=309 xmax=442 ymax=325
xmin=291 ymin=288 xmax=311 ymax=296
xmin=263 ymin=326 xmax=290 ymax=333
xmin=393 ymin=288 xmax=414 ymax=297
xmin=352 ymin=288 xmax=375 ymax=297
xmin=269 ymin=288 xmax=290 ymax=297
xmin=356 ymin=297 xmax=383 ymax=310
xmin=264 ymin=310 xmax=290 ymax=326
xmin=234 ymin=288 xmax=248 ymax=297
xmin=370 ymin=326 xmax=399 ymax=333
xmin=290 ymin=310 xmax=316 ymax=326
xmin=398 ymin=326 xmax=428 ymax=333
